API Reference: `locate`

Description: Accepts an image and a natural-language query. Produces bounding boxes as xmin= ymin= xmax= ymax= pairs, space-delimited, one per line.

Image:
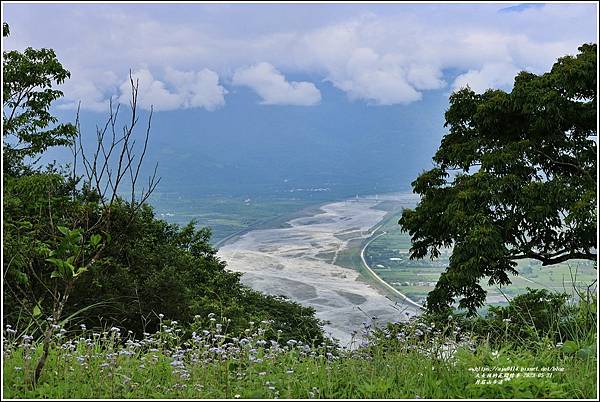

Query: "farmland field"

xmin=362 ymin=202 xmax=597 ymax=309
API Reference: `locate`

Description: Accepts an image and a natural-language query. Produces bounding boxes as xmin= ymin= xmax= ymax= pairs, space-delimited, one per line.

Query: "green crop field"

xmin=148 ymin=193 xmax=328 ymax=245
xmin=362 ymin=207 xmax=597 ymax=308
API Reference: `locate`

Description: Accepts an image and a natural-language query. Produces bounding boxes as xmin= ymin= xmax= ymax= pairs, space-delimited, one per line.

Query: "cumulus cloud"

xmin=452 ymin=62 xmax=520 ymax=93
xmin=324 ymin=48 xmax=421 ymax=104
xmin=4 ymin=3 xmax=595 ymax=109
xmin=117 ymin=68 xmax=226 ymax=111
xmin=232 ymin=62 xmax=321 ymax=106
xmin=319 ymin=47 xmax=426 ymax=105
xmin=57 ymin=81 xmax=110 ymax=112
xmin=165 ymin=68 xmax=227 ymax=111
xmin=119 ymin=69 xmax=181 ymax=111
xmin=294 ymin=8 xmax=591 ymax=100
xmin=57 ymin=68 xmax=119 ymax=112
xmin=406 ymin=65 xmax=446 ymax=91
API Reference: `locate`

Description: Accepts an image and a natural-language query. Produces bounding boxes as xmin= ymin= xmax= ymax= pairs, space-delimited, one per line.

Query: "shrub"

xmin=465 ymin=288 xmax=597 ymax=348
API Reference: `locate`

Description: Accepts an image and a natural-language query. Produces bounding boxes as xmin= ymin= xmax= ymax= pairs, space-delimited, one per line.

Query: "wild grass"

xmin=3 ymin=294 xmax=597 ymax=399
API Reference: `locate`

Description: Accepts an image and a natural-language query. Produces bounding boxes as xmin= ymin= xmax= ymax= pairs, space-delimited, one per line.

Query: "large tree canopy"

xmin=399 ymin=43 xmax=597 ymax=315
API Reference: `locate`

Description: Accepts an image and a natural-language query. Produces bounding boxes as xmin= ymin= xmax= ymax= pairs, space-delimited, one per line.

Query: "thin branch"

xmin=511 ymin=251 xmax=597 ymax=266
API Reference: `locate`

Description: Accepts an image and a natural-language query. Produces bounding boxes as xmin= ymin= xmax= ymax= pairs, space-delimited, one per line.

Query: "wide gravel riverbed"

xmin=217 ymin=195 xmax=421 ymax=347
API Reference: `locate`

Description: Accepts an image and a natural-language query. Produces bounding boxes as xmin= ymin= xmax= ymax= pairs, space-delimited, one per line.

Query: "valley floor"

xmin=217 ymin=194 xmax=421 ymax=346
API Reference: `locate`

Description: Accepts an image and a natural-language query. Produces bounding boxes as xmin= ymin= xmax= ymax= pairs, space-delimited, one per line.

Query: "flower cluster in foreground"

xmin=2 ymin=310 xmax=594 ymax=399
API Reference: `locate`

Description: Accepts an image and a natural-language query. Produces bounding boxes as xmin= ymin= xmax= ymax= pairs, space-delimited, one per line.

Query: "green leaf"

xmin=47 ymin=257 xmax=75 ymax=279
xmin=71 ymin=229 xmax=84 ymax=242
xmin=57 ymin=226 xmax=70 ymax=236
xmin=17 ymin=220 xmax=33 ymax=229
xmin=561 ymin=340 xmax=578 ymax=354
xmin=90 ymin=234 xmax=101 ymax=247
xmin=65 ymin=261 xmax=75 ymax=277
xmin=46 ymin=257 xmax=63 ymax=268
xmin=73 ymin=266 xmax=88 ymax=278
xmin=35 ymin=244 xmax=52 ymax=256
xmin=33 ymin=303 xmax=42 ymax=317
xmin=15 ymin=271 xmax=29 ymax=285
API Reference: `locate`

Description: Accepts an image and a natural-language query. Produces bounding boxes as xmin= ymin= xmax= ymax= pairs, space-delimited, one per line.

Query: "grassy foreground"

xmin=3 ymin=313 xmax=596 ymax=399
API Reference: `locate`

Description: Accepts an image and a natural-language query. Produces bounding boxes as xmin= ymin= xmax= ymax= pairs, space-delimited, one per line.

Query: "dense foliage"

xmin=67 ymin=200 xmax=323 ymax=342
xmin=3 ymin=172 xmax=323 ymax=343
xmin=380 ymin=287 xmax=596 ymax=351
xmin=400 ymin=44 xmax=597 ymax=314
xmin=471 ymin=288 xmax=596 ymax=350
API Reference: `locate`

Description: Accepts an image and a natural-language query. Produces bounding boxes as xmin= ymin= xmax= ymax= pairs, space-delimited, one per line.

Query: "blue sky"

xmin=3 ymin=2 xmax=598 ymax=113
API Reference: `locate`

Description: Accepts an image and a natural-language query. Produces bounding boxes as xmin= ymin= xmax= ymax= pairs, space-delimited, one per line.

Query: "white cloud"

xmin=319 ymin=47 xmax=423 ymax=105
xmin=232 ymin=62 xmax=321 ymax=106
xmin=337 ymin=68 xmax=423 ymax=105
xmin=452 ymin=62 xmax=520 ymax=93
xmin=117 ymin=68 xmax=226 ymax=111
xmin=164 ymin=68 xmax=227 ymax=111
xmin=57 ymin=68 xmax=119 ymax=112
xmin=119 ymin=69 xmax=181 ymax=111
xmin=407 ymin=65 xmax=446 ymax=91
xmin=57 ymin=81 xmax=109 ymax=112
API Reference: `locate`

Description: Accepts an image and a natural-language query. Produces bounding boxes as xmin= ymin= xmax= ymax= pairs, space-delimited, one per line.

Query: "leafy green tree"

xmin=2 ymin=23 xmax=77 ymax=175
xmin=399 ymin=44 xmax=597 ymax=315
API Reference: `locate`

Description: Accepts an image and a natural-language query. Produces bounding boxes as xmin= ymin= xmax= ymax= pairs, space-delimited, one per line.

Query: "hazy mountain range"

xmin=49 ymin=79 xmax=448 ymax=201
